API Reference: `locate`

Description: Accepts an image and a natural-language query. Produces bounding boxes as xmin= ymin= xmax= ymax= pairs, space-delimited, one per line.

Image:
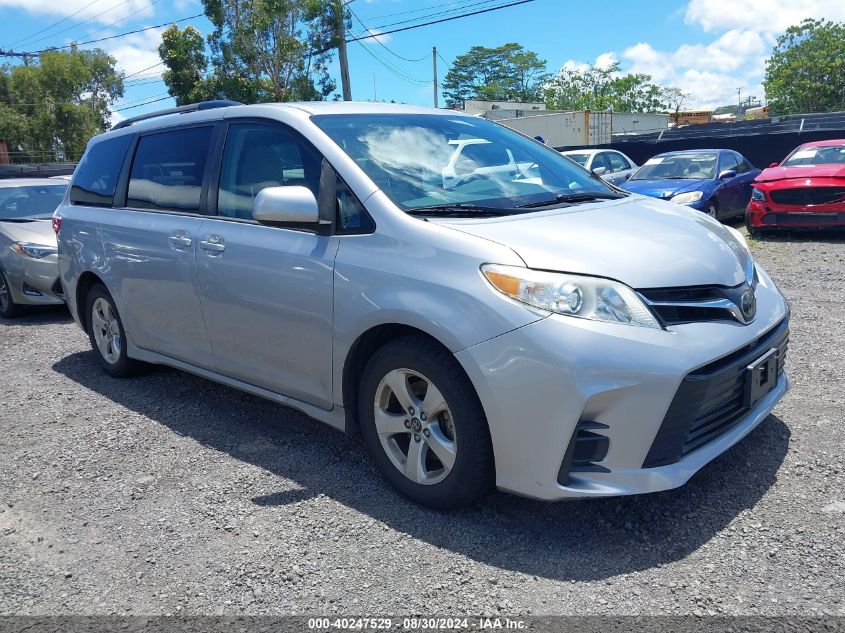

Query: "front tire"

xmin=745 ymin=211 xmax=762 ymax=237
xmin=0 ymin=267 xmax=22 ymax=319
xmin=358 ymin=336 xmax=494 ymax=509
xmin=706 ymin=201 xmax=719 ymax=220
xmin=85 ymin=285 xmax=139 ymax=377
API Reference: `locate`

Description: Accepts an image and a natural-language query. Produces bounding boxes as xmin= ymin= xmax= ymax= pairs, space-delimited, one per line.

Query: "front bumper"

xmin=747 ymin=200 xmax=845 ymax=228
xmin=3 ymin=252 xmax=64 ymax=306
xmin=456 ymin=265 xmax=789 ymax=500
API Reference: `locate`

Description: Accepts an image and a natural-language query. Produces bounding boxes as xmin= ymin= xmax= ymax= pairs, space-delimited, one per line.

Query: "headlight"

xmin=751 ymin=187 xmax=766 ymax=201
xmin=11 ymin=242 xmax=58 ymax=259
xmin=670 ymin=191 xmax=704 ymax=205
xmin=482 ymin=264 xmax=661 ymax=329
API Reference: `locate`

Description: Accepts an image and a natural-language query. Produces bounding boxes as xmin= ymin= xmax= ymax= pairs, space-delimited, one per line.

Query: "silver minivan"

xmin=56 ymin=101 xmax=789 ymax=508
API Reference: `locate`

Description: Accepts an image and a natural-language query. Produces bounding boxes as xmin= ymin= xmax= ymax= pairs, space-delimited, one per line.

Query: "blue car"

xmin=621 ymin=149 xmax=761 ymax=221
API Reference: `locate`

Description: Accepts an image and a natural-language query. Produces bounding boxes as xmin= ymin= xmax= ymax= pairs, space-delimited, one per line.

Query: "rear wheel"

xmin=358 ymin=336 xmax=494 ymax=509
xmin=85 ymin=285 xmax=139 ymax=377
xmin=0 ymin=268 xmax=22 ymax=319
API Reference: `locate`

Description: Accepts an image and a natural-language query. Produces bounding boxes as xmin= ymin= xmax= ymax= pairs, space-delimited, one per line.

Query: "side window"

xmin=218 ymin=123 xmax=321 ymax=220
xmin=592 ymin=153 xmax=611 ymax=173
xmin=127 ymin=126 xmax=213 ymax=212
xmin=607 ymin=152 xmax=630 ymax=172
xmin=70 ymin=135 xmax=133 ymax=207
xmin=336 ymin=177 xmax=375 ymax=234
xmin=734 ymin=153 xmax=751 ymax=174
xmin=720 ymin=152 xmax=738 ymax=174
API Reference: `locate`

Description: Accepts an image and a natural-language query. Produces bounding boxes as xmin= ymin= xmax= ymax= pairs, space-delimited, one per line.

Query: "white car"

xmin=561 ymin=149 xmax=638 ymax=186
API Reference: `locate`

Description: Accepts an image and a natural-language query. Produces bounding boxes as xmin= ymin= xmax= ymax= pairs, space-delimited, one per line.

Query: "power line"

xmin=18 ymin=0 xmax=136 ymax=49
xmin=124 ymin=61 xmax=164 ymax=79
xmin=369 ymin=0 xmax=505 ymax=31
xmin=111 ymin=95 xmax=172 ymax=112
xmin=354 ymin=40 xmax=430 ymax=87
xmin=17 ymin=14 xmax=203 ymax=55
xmin=114 ymin=90 xmax=170 ymax=107
xmin=344 ymin=0 xmax=536 ymax=45
xmin=364 ymin=0 xmax=496 ymax=22
xmin=5 ymin=0 xmax=100 ymax=48
xmin=347 ymin=6 xmax=429 ymax=63
xmin=74 ymin=0 xmax=163 ymax=44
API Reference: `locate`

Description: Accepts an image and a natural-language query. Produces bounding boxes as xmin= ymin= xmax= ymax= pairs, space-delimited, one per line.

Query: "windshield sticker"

xmin=645 ymin=157 xmax=664 ymax=165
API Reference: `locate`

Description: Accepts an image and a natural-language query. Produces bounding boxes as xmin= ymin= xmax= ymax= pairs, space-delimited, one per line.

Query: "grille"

xmin=770 ymin=187 xmax=845 ymax=206
xmin=643 ymin=318 xmax=788 ymax=468
xmin=638 ymin=282 xmax=754 ymax=326
xmin=762 ymin=212 xmax=845 ymax=225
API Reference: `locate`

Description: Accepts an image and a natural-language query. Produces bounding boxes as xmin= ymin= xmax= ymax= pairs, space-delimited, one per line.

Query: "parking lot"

xmin=1 ymin=227 xmax=843 ymax=617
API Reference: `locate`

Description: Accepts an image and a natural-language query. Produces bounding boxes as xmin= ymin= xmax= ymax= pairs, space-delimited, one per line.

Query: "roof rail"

xmin=111 ymin=100 xmax=243 ymax=131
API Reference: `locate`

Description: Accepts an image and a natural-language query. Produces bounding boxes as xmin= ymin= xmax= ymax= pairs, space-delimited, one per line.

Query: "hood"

xmin=756 ymin=163 xmax=845 ymax=182
xmin=621 ymin=178 xmax=710 ymax=200
xmin=430 ymin=197 xmax=750 ymax=289
xmin=0 ymin=219 xmax=57 ymax=246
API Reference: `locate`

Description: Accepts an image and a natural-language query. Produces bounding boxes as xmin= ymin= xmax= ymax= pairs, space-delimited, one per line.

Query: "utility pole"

xmin=336 ymin=0 xmax=351 ymax=101
xmin=737 ymin=87 xmax=742 ymax=115
xmin=432 ymin=46 xmax=438 ymax=108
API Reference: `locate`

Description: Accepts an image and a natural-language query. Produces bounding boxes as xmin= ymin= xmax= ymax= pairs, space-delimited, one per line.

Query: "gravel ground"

xmin=1 ymin=228 xmax=843 ymax=617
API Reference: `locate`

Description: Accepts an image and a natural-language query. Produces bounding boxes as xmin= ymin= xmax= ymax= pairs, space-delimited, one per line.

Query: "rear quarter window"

xmin=70 ymin=135 xmax=133 ymax=207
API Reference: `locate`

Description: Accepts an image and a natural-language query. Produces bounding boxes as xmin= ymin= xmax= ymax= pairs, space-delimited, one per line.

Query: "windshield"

xmin=630 ymin=153 xmax=717 ymax=180
xmin=783 ymin=145 xmax=845 ymax=166
xmin=312 ymin=114 xmax=614 ymax=212
xmin=563 ymin=153 xmax=590 ymax=167
xmin=0 ymin=184 xmax=67 ymax=220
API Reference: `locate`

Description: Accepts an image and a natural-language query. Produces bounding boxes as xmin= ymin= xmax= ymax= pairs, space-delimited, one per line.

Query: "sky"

xmin=1 ymin=0 xmax=844 ymax=123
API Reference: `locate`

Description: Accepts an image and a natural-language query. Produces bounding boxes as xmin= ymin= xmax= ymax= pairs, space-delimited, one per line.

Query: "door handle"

xmin=169 ymin=232 xmax=192 ymax=250
xmin=199 ymin=234 xmax=225 ymax=254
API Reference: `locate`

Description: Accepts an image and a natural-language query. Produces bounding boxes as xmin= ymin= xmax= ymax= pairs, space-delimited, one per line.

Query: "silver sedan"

xmin=0 ymin=178 xmax=68 ymax=318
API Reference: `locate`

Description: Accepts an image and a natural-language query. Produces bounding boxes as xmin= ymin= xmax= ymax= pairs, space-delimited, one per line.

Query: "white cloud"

xmin=555 ymin=0 xmax=833 ymax=111
xmin=103 ymin=28 xmax=164 ymax=78
xmin=0 ymin=0 xmax=155 ymax=25
xmin=360 ymin=28 xmax=392 ymax=44
xmin=685 ymin=0 xmax=845 ymax=33
xmin=617 ymin=28 xmax=772 ymax=109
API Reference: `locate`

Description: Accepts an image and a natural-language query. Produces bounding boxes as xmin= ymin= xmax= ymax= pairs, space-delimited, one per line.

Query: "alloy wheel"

xmin=91 ymin=297 xmax=122 ymax=365
xmin=0 ymin=273 xmax=8 ymax=312
xmin=373 ymin=368 xmax=457 ymax=486
xmin=707 ymin=203 xmax=718 ymax=218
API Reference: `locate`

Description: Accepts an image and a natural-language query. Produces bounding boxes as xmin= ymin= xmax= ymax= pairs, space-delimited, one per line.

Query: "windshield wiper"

xmin=516 ymin=192 xmax=623 ymax=209
xmin=406 ymin=203 xmax=516 ymax=217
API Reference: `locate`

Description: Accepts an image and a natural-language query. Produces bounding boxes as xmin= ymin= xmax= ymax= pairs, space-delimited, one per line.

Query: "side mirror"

xmin=253 ymin=186 xmax=319 ymax=225
xmin=768 ymin=162 xmax=779 ymax=168
xmin=592 ymin=166 xmax=607 ymax=176
xmin=718 ymin=169 xmax=737 ymax=180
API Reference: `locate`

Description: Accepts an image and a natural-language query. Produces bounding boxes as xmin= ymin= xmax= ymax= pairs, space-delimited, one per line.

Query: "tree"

xmin=764 ymin=18 xmax=845 ymax=115
xmin=160 ymin=0 xmax=343 ymax=105
xmin=544 ymin=61 xmax=679 ymax=113
xmin=159 ymin=25 xmax=210 ymax=106
xmin=0 ymin=48 xmax=123 ymax=163
xmin=441 ymin=43 xmax=548 ymax=107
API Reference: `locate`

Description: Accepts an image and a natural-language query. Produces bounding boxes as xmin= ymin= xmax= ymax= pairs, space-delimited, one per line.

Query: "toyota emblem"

xmin=740 ymin=289 xmax=756 ymax=321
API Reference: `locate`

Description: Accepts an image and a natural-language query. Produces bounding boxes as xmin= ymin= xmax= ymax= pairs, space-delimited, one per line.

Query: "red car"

xmin=746 ymin=139 xmax=845 ymax=234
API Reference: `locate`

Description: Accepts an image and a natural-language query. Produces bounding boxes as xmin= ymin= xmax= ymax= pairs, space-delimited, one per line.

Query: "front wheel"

xmin=706 ymin=201 xmax=719 ymax=219
xmin=85 ymin=285 xmax=140 ymax=377
xmin=0 ymin=267 xmax=22 ymax=319
xmin=745 ymin=211 xmax=762 ymax=237
xmin=358 ymin=336 xmax=494 ymax=509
